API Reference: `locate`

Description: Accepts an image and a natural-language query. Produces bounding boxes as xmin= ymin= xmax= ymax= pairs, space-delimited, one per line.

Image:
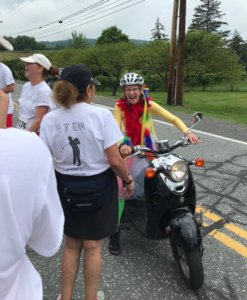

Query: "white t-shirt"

xmin=17 ymin=81 xmax=55 ymax=130
xmin=40 ymin=102 xmax=124 ymax=176
xmin=0 ymin=62 xmax=15 ymax=114
xmin=0 ymin=128 xmax=64 ymax=300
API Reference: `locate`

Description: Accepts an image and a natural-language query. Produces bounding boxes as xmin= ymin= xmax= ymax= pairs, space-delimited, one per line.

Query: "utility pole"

xmin=167 ymin=0 xmax=179 ymax=105
xmin=175 ymin=0 xmax=186 ymax=105
xmin=167 ymin=0 xmax=187 ymax=106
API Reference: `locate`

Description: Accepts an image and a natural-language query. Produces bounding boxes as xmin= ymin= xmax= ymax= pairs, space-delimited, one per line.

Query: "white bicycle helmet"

xmin=120 ymin=72 xmax=144 ymax=86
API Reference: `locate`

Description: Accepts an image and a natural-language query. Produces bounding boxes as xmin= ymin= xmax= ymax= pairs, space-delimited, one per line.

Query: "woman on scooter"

xmin=108 ymin=72 xmax=200 ymax=256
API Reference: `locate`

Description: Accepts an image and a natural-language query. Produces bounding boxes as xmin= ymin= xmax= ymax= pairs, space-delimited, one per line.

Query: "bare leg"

xmin=0 ymin=90 xmax=9 ymax=129
xmin=60 ymin=235 xmax=83 ymax=300
xmin=83 ymin=239 xmax=102 ymax=300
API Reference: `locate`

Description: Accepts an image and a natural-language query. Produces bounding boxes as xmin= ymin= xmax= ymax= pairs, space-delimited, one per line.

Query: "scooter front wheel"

xmin=170 ymin=241 xmax=204 ymax=290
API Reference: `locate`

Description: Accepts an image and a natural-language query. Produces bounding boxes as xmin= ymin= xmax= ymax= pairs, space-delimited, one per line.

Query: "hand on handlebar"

xmin=119 ymin=144 xmax=133 ymax=157
xmin=186 ymin=132 xmax=200 ymax=144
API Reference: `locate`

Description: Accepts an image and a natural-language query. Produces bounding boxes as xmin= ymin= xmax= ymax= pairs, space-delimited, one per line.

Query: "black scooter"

xmin=124 ymin=112 xmax=204 ymax=290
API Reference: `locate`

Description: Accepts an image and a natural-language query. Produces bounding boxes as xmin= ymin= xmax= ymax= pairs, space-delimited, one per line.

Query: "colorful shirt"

xmin=114 ymin=97 xmax=189 ymax=148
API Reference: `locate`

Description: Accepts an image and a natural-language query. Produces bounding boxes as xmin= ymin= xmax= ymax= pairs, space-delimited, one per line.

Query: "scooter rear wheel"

xmin=170 ymin=241 xmax=204 ymax=290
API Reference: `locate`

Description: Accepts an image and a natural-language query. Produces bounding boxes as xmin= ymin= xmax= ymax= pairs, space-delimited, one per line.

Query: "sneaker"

xmin=97 ymin=290 xmax=105 ymax=300
xmin=108 ymin=230 xmax=121 ymax=256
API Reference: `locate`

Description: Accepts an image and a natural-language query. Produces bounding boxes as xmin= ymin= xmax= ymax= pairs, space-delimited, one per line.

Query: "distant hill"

xmin=42 ymin=39 xmax=70 ymax=48
xmin=42 ymin=38 xmax=148 ymax=49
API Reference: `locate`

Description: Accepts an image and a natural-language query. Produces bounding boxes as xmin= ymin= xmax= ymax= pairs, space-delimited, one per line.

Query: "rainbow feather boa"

xmin=116 ymin=92 xmax=154 ymax=148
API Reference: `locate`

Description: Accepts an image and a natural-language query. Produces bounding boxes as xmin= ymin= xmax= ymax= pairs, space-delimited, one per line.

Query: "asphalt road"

xmin=13 ymin=86 xmax=247 ymax=300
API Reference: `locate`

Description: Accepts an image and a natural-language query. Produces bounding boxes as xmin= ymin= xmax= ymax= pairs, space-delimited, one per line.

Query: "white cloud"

xmin=0 ymin=0 xmax=247 ymax=42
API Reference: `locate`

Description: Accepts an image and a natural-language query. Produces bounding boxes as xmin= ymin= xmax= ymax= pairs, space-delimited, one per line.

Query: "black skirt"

xmin=56 ymin=168 xmax=118 ymax=240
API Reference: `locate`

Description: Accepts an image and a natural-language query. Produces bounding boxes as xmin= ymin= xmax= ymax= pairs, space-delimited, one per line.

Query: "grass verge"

xmin=97 ymin=90 xmax=247 ymax=125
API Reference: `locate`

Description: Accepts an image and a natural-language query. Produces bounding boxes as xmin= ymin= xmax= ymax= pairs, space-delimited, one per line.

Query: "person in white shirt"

xmin=0 ymin=128 xmax=64 ymax=300
xmin=40 ymin=64 xmax=134 ymax=300
xmin=0 ymin=62 xmax=16 ymax=127
xmin=17 ymin=53 xmax=58 ymax=133
xmin=0 ymin=37 xmax=15 ymax=128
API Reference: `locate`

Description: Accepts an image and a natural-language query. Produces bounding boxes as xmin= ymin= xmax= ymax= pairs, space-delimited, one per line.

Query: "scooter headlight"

xmin=170 ymin=160 xmax=188 ymax=181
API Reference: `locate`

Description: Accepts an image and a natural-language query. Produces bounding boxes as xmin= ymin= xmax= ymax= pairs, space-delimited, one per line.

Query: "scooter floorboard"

xmin=125 ymin=200 xmax=147 ymax=236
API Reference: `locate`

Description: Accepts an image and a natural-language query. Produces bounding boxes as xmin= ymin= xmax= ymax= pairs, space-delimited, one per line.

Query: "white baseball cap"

xmin=20 ymin=53 xmax=51 ymax=70
xmin=0 ymin=36 xmax=13 ymax=51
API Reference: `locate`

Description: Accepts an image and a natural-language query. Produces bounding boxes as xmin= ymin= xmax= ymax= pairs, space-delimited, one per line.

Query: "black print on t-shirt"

xmin=63 ymin=136 xmax=81 ymax=166
xmin=56 ymin=122 xmax=85 ymax=166
xmin=55 ymin=122 xmax=85 ymax=133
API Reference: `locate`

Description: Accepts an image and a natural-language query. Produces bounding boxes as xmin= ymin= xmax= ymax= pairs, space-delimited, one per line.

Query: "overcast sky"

xmin=0 ymin=0 xmax=247 ymax=42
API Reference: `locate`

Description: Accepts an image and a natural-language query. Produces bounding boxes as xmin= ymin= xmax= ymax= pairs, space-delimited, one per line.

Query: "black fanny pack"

xmin=56 ymin=169 xmax=111 ymax=213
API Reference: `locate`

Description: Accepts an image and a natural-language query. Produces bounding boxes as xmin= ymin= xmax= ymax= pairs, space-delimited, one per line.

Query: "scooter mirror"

xmin=191 ymin=112 xmax=202 ymax=125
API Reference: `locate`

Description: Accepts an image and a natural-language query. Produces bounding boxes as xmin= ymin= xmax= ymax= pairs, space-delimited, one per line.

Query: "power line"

xmin=7 ymin=0 xmax=110 ymax=36
xmin=5 ymin=0 xmax=145 ymax=40
xmin=35 ymin=0 xmax=139 ymax=38
xmin=33 ymin=0 xmax=123 ymax=36
xmin=35 ymin=0 xmax=145 ymax=39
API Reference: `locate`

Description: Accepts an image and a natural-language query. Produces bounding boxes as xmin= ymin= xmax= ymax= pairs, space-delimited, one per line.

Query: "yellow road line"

xmin=196 ymin=206 xmax=247 ymax=241
xmin=203 ymin=222 xmax=247 ymax=258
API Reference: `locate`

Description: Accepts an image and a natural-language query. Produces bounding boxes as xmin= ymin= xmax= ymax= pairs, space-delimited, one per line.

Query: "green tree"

xmin=96 ymin=26 xmax=129 ymax=45
xmin=126 ymin=40 xmax=170 ymax=91
xmin=151 ymin=17 xmax=168 ymax=40
xmin=45 ymin=48 xmax=88 ymax=67
xmin=68 ymin=31 xmax=89 ymax=49
xmin=189 ymin=0 xmax=229 ymax=38
xmin=238 ymin=43 xmax=247 ymax=72
xmin=4 ymin=35 xmax=47 ymax=50
xmin=14 ymin=35 xmax=37 ymax=50
xmin=35 ymin=41 xmax=47 ymax=50
xmin=84 ymin=42 xmax=133 ymax=95
xmin=185 ymin=31 xmax=243 ymax=90
xmin=228 ymin=30 xmax=244 ymax=54
xmin=228 ymin=30 xmax=247 ymax=71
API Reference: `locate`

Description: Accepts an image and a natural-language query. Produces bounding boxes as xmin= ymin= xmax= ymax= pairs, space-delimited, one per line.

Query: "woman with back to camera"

xmin=40 ymin=64 xmax=134 ymax=300
xmin=17 ymin=53 xmax=58 ymax=133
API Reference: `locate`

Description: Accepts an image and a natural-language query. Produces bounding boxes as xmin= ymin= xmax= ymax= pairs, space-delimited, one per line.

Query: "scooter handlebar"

xmin=169 ymin=137 xmax=191 ymax=151
xmin=123 ymin=145 xmax=156 ymax=160
xmin=126 ymin=137 xmax=191 ymax=159
xmin=132 ymin=145 xmax=153 ymax=153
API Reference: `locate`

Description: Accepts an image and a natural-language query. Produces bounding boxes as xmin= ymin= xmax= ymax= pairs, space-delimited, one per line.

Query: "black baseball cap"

xmin=60 ymin=64 xmax=100 ymax=93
